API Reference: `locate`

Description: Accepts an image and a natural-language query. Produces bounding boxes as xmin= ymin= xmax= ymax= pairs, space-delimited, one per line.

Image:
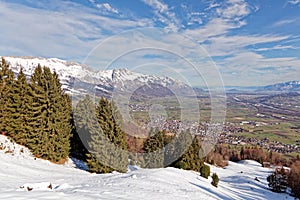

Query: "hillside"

xmin=0 ymin=135 xmax=292 ymax=200
xmin=258 ymin=81 xmax=300 ymax=93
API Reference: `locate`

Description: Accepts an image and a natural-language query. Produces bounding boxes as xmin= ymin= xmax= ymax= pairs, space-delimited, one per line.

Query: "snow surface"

xmin=0 ymin=135 xmax=292 ymax=200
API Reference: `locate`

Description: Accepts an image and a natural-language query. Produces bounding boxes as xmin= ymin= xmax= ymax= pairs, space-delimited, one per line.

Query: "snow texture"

xmin=0 ymin=135 xmax=293 ymax=200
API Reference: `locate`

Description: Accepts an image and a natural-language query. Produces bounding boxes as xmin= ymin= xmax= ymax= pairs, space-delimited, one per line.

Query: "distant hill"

xmin=225 ymin=81 xmax=300 ymax=93
xmin=258 ymin=81 xmax=300 ymax=92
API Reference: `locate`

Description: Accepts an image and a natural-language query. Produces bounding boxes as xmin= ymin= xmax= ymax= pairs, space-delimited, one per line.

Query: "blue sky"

xmin=0 ymin=0 xmax=300 ymax=86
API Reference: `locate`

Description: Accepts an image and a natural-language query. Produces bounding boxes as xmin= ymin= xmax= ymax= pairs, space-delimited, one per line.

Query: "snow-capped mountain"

xmin=2 ymin=56 xmax=192 ymax=98
xmin=260 ymin=81 xmax=300 ymax=92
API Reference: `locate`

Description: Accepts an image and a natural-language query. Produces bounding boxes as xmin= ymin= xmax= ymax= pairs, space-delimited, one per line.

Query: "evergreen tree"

xmin=165 ymin=130 xmax=192 ymax=168
xmin=5 ymin=68 xmax=30 ymax=144
xmin=267 ymin=167 xmax=288 ymax=193
xmin=26 ymin=65 xmax=72 ymax=162
xmin=95 ymin=97 xmax=128 ymax=173
xmin=73 ymin=95 xmax=99 ymax=168
xmin=211 ymin=173 xmax=219 ymax=187
xmin=0 ymin=58 xmax=15 ymax=133
xmin=172 ymin=135 xmax=204 ymax=171
xmin=74 ymin=96 xmax=128 ymax=173
xmin=69 ymin=112 xmax=89 ymax=160
xmin=143 ymin=128 xmax=165 ymax=168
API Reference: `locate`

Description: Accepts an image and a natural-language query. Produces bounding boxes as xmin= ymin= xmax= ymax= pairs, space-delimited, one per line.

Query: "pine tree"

xmin=26 ymin=65 xmax=72 ymax=162
xmin=173 ymin=136 xmax=204 ymax=171
xmin=74 ymin=96 xmax=128 ymax=173
xmin=69 ymin=112 xmax=89 ymax=160
xmin=0 ymin=58 xmax=15 ymax=133
xmin=165 ymin=130 xmax=192 ymax=168
xmin=5 ymin=68 xmax=30 ymax=144
xmin=143 ymin=128 xmax=165 ymax=168
xmin=211 ymin=173 xmax=219 ymax=187
xmin=267 ymin=167 xmax=288 ymax=193
xmin=73 ymin=95 xmax=99 ymax=167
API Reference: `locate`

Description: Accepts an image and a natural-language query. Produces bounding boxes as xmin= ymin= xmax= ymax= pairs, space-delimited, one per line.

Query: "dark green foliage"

xmin=267 ymin=167 xmax=288 ymax=193
xmin=1 ymin=60 xmax=72 ymax=163
xmin=0 ymin=58 xmax=15 ymax=133
xmin=5 ymin=68 xmax=30 ymax=144
xmin=143 ymin=128 xmax=165 ymax=168
xmin=25 ymin=66 xmax=72 ymax=162
xmin=211 ymin=173 xmax=219 ymax=187
xmin=172 ymin=135 xmax=204 ymax=172
xmin=69 ymin=112 xmax=89 ymax=160
xmin=74 ymin=96 xmax=128 ymax=173
xmin=200 ymin=164 xmax=210 ymax=179
xmin=94 ymin=97 xmax=128 ymax=173
xmin=164 ymin=130 xmax=192 ymax=167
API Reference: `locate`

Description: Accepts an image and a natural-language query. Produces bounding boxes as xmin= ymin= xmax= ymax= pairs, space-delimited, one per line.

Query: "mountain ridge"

xmin=260 ymin=80 xmax=300 ymax=92
xmin=2 ymin=56 xmax=191 ymax=98
xmin=2 ymin=56 xmax=299 ymax=95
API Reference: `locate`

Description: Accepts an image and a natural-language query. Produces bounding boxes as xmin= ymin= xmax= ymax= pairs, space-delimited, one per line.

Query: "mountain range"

xmin=2 ymin=56 xmax=299 ymax=96
xmin=260 ymin=80 xmax=300 ymax=92
xmin=2 ymin=56 xmax=193 ymax=99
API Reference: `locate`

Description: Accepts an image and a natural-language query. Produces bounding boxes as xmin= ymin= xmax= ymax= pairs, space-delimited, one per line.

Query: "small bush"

xmin=211 ymin=173 xmax=219 ymax=187
xmin=200 ymin=164 xmax=210 ymax=179
xmin=174 ymin=161 xmax=188 ymax=170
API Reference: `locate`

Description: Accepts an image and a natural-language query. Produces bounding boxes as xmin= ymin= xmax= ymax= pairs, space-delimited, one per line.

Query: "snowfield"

xmin=0 ymin=135 xmax=292 ymax=200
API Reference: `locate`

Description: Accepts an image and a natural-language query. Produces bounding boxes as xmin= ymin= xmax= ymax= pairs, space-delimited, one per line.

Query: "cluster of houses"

xmin=145 ymin=117 xmax=300 ymax=154
xmin=218 ymin=130 xmax=300 ymax=154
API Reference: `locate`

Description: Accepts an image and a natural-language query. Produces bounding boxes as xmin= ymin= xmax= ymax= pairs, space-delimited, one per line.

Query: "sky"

xmin=0 ymin=0 xmax=300 ymax=86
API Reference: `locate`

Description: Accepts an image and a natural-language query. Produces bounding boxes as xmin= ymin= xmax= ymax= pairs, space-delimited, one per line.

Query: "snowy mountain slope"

xmin=0 ymin=135 xmax=292 ymax=200
xmin=259 ymin=80 xmax=300 ymax=92
xmin=2 ymin=56 xmax=191 ymax=98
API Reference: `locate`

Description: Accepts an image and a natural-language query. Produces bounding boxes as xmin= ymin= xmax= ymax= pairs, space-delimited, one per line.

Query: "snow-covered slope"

xmin=2 ymin=56 xmax=190 ymax=98
xmin=0 ymin=135 xmax=292 ymax=200
xmin=259 ymin=80 xmax=300 ymax=92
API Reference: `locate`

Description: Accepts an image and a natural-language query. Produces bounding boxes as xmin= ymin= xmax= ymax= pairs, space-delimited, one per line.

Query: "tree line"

xmin=0 ymin=58 xmax=72 ymax=163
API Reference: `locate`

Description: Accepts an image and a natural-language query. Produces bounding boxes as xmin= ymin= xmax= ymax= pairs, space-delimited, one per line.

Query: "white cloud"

xmin=1 ymin=0 xmax=299 ymax=86
xmin=142 ymin=0 xmax=180 ymax=31
xmin=216 ymin=0 xmax=250 ymax=20
xmin=206 ymin=2 xmax=220 ymax=10
xmin=96 ymin=3 xmax=119 ymax=14
xmin=0 ymin=1 xmax=152 ymax=60
xmin=183 ymin=0 xmax=299 ymax=86
xmin=219 ymin=51 xmax=300 ymax=86
xmin=204 ymin=34 xmax=290 ymax=56
xmin=272 ymin=19 xmax=296 ymax=27
xmin=143 ymin=0 xmax=168 ymax=12
xmin=186 ymin=12 xmax=204 ymax=25
xmin=83 ymin=28 xmax=222 ymax=87
xmin=288 ymin=0 xmax=300 ymax=5
xmin=185 ymin=0 xmax=250 ymax=43
xmin=254 ymin=45 xmax=297 ymax=51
